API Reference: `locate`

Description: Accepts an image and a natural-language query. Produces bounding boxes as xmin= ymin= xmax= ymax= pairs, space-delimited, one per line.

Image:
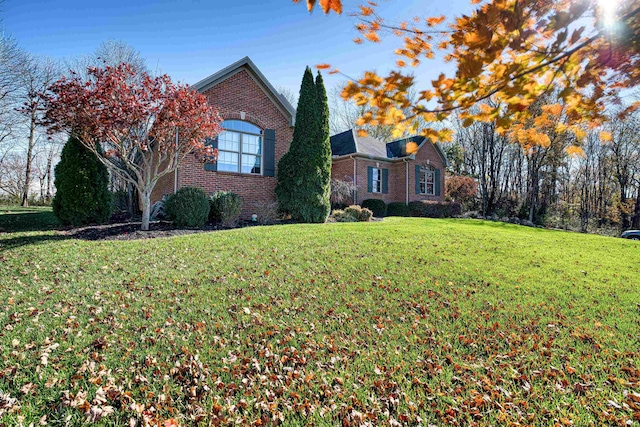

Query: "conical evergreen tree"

xmin=276 ymin=67 xmax=329 ymax=222
xmin=52 ymin=135 xmax=111 ymax=226
xmin=312 ymin=71 xmax=332 ymax=222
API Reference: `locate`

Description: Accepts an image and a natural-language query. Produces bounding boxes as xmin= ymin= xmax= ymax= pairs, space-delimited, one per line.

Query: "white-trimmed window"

xmin=419 ymin=165 xmax=435 ymax=195
xmin=371 ymin=167 xmax=382 ymax=193
xmin=368 ymin=166 xmax=388 ymax=194
xmin=216 ymin=120 xmax=262 ymax=174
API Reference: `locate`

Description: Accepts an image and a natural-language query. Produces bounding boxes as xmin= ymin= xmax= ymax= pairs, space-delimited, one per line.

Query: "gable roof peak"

xmin=192 ymin=57 xmax=296 ymax=126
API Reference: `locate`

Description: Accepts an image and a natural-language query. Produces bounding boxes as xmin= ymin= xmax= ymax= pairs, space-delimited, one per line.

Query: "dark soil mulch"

xmin=62 ymin=220 xmax=276 ymax=241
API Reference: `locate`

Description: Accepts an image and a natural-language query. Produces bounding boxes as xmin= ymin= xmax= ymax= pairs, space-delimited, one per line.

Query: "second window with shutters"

xmin=367 ymin=166 xmax=388 ymax=194
xmin=371 ymin=168 xmax=382 ymax=193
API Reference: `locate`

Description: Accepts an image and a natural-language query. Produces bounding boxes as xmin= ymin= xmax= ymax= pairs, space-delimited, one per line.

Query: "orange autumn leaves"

xmin=298 ymin=0 xmax=640 ymax=151
xmin=294 ymin=0 xmax=342 ymax=14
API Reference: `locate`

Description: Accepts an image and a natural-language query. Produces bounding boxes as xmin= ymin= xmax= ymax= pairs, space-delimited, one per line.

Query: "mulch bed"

xmin=62 ymin=220 xmax=274 ymax=241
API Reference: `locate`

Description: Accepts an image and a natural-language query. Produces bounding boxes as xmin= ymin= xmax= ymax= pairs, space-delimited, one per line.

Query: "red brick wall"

xmin=353 ymin=158 xmax=396 ymax=205
xmin=408 ymin=142 xmax=446 ymax=202
xmin=331 ymin=159 xmax=356 ymax=205
xmin=152 ymin=68 xmax=294 ymax=219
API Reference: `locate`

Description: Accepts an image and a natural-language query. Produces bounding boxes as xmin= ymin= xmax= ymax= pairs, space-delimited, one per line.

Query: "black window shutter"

xmin=415 ymin=164 xmax=421 ymax=194
xmin=367 ymin=166 xmax=373 ymax=192
xmin=435 ymin=168 xmax=441 ymax=196
xmin=204 ymin=137 xmax=218 ymax=172
xmin=263 ymin=129 xmax=276 ymax=177
xmin=382 ymin=168 xmax=388 ymax=194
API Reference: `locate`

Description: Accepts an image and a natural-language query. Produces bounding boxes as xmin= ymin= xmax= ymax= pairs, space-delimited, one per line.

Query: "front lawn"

xmin=0 ymin=206 xmax=60 ymax=232
xmin=1 ymin=218 xmax=639 ymax=425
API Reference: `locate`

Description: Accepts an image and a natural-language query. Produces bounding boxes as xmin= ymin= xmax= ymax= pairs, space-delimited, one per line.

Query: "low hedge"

xmin=332 ymin=205 xmax=373 ymax=222
xmin=165 ymin=187 xmax=210 ymax=227
xmin=209 ymin=191 xmax=242 ymax=227
xmin=386 ymin=202 xmax=409 ymax=217
xmin=361 ymin=199 xmax=386 ymax=217
xmin=408 ymin=201 xmax=462 ymax=218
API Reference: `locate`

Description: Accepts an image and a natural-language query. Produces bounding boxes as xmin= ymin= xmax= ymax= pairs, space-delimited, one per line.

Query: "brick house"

xmin=152 ymin=57 xmax=296 ymax=217
xmin=330 ymin=129 xmax=449 ymax=206
xmin=152 ymin=56 xmax=448 ymax=217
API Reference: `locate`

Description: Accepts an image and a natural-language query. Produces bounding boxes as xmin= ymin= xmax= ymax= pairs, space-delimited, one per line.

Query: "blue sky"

xmin=3 ymin=0 xmax=474 ymax=96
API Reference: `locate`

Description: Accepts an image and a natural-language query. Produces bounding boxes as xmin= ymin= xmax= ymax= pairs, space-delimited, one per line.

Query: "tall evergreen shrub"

xmin=314 ymin=71 xmax=332 ymax=222
xmin=52 ymin=136 xmax=111 ymax=226
xmin=275 ymin=68 xmax=331 ymax=223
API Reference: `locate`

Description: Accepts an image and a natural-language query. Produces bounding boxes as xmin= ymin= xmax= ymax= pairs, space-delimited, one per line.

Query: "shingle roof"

xmin=386 ymin=136 xmax=425 ymax=158
xmin=357 ymin=135 xmax=388 ymax=157
xmin=330 ymin=129 xmax=387 ymax=157
xmin=387 ymin=136 xmax=450 ymax=167
xmin=330 ymin=129 xmax=449 ymax=166
xmin=330 ymin=129 xmax=358 ymax=156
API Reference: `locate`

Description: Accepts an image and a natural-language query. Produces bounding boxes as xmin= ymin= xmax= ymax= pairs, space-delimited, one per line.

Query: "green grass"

xmin=1 ymin=218 xmax=639 ymax=426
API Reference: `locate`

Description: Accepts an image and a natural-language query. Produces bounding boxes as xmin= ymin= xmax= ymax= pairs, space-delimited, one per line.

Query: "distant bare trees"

xmin=66 ymin=40 xmax=148 ymax=81
xmin=0 ymin=36 xmax=59 ymax=206
xmin=0 ymin=35 xmax=22 ymax=166
xmin=16 ymin=55 xmax=60 ymax=206
xmin=447 ymin=102 xmax=640 ymax=234
xmin=0 ymin=39 xmax=147 ymax=206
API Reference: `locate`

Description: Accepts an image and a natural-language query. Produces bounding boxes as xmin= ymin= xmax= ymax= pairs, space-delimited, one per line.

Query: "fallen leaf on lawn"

xmin=20 ymin=383 xmax=35 ymax=395
xmin=86 ymin=405 xmax=114 ymax=422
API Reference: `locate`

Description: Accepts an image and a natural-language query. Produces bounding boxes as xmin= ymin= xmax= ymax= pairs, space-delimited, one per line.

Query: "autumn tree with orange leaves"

xmin=296 ymin=0 xmax=640 ymax=154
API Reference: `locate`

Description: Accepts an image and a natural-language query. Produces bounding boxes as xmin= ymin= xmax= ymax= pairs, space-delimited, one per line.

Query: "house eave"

xmin=331 ymin=153 xmax=403 ymax=163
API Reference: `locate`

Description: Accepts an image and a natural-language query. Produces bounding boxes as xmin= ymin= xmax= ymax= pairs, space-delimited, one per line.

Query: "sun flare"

xmin=599 ymin=0 xmax=620 ymax=28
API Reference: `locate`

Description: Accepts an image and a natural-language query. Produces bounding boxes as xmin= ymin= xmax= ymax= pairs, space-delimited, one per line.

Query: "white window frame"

xmin=217 ymin=121 xmax=263 ymax=175
xmin=371 ymin=167 xmax=382 ymax=193
xmin=419 ymin=165 xmax=435 ymax=195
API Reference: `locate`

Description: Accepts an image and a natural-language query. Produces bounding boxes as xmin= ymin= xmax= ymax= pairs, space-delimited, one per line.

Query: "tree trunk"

xmin=140 ymin=190 xmax=151 ymax=231
xmin=528 ymin=155 xmax=537 ymax=223
xmin=633 ymin=187 xmax=640 ymax=229
xmin=620 ymin=187 xmax=629 ymax=230
xmin=45 ymin=149 xmax=54 ymax=201
xmin=528 ymin=191 xmax=536 ymax=223
xmin=21 ymin=112 xmax=36 ymax=207
xmin=39 ymin=173 xmax=45 ymax=201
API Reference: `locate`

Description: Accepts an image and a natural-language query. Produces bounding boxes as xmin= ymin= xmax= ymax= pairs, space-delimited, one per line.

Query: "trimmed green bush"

xmin=345 ymin=205 xmax=373 ymax=222
xmin=165 ymin=187 xmax=210 ymax=227
xmin=331 ymin=209 xmax=356 ymax=222
xmin=209 ymin=191 xmax=242 ymax=227
xmin=52 ymin=136 xmax=111 ymax=226
xmin=333 ymin=205 xmax=373 ymax=222
xmin=361 ymin=199 xmax=386 ymax=217
xmin=408 ymin=201 xmax=462 ymax=218
xmin=386 ymin=202 xmax=409 ymax=217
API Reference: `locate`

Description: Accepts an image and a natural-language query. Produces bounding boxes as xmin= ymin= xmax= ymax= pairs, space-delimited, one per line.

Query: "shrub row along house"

xmin=152 ymin=57 xmax=447 ymax=216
